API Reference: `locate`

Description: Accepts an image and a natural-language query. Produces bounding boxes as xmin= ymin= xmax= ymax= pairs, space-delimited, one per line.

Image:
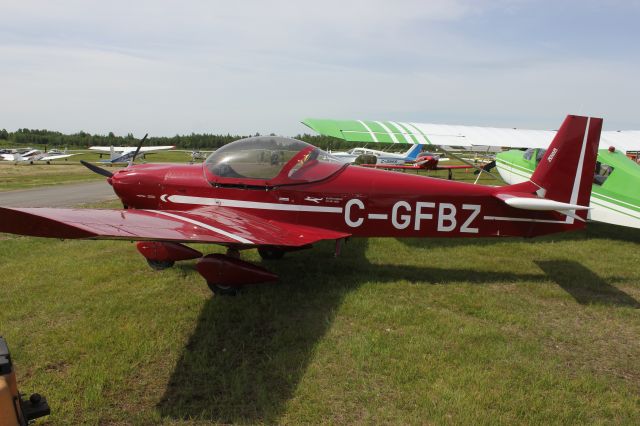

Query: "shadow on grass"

xmin=157 ymin=240 xmax=369 ymax=423
xmin=158 ymin=239 xmax=596 ymax=423
xmin=536 ymin=260 xmax=640 ymax=308
xmin=399 ymin=222 xmax=640 ymax=250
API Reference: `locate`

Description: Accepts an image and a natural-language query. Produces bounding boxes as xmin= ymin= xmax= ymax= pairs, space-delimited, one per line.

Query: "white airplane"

xmin=89 ymin=144 xmax=175 ymax=164
xmin=330 ymin=144 xmax=423 ymax=165
xmin=0 ymin=148 xmax=77 ymax=164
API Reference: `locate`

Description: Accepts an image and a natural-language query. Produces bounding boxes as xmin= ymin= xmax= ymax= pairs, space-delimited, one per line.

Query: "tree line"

xmin=0 ymin=128 xmax=408 ymax=153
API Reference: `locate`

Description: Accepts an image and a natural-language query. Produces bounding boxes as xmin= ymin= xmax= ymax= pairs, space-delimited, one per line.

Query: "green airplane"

xmin=495 ymin=147 xmax=640 ymax=229
xmin=303 ymin=118 xmax=640 ymax=229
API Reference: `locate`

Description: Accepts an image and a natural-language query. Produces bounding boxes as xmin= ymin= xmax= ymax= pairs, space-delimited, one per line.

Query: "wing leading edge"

xmin=0 ymin=206 xmax=350 ymax=247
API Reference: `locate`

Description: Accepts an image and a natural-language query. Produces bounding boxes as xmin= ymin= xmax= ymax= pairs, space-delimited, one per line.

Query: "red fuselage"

xmin=110 ymin=162 xmax=572 ymax=239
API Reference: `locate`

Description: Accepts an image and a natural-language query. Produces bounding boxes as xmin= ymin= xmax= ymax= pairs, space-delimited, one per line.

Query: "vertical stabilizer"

xmin=530 ymin=115 xmax=601 ymax=210
xmin=404 ymin=144 xmax=423 ymax=160
xmin=498 ymin=115 xmax=602 ymax=226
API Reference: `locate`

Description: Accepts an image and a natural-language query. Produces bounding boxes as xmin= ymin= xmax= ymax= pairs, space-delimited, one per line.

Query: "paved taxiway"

xmin=0 ymin=181 xmax=117 ymax=207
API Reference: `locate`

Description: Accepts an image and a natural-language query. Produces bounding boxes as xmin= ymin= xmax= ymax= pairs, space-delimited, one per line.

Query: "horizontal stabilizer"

xmin=495 ymin=193 xmax=590 ymax=211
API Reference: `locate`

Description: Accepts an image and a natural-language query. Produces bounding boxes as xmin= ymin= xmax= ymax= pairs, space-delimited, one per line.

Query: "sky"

xmin=1 ymin=0 xmax=639 ymax=137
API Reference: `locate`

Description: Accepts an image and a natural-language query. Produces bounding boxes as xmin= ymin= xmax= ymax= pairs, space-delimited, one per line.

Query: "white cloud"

xmin=0 ymin=0 xmax=638 ymax=135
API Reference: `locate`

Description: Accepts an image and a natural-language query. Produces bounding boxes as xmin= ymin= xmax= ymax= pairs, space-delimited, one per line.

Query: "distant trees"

xmin=0 ymin=128 xmax=406 ymax=153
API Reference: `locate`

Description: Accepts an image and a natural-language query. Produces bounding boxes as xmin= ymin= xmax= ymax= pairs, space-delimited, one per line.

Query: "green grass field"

xmin=1 ymin=163 xmax=638 ymax=424
xmin=2 ymin=206 xmax=640 ymax=424
xmin=0 ymin=151 xmax=193 ymax=191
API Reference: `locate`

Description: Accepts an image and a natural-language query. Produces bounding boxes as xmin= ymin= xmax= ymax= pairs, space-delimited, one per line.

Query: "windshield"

xmin=204 ymin=136 xmax=346 ymax=186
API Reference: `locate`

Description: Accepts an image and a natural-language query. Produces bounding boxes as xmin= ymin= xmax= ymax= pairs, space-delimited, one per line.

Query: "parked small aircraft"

xmin=0 ymin=116 xmax=601 ymax=294
xmin=0 ymin=149 xmax=77 ymax=164
xmin=360 ymin=153 xmax=476 ymax=180
xmin=495 ymin=146 xmax=640 ymax=228
xmin=89 ymin=144 xmax=175 ymax=164
xmin=331 ymin=144 xmax=423 ymax=165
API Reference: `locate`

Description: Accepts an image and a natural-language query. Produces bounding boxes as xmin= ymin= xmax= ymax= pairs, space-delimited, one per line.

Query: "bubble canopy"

xmin=203 ymin=136 xmax=347 ymax=186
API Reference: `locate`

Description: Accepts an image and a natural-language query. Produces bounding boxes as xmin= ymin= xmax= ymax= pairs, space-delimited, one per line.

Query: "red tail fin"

xmin=496 ymin=115 xmax=602 ymax=229
xmin=530 ymin=115 xmax=602 ymax=209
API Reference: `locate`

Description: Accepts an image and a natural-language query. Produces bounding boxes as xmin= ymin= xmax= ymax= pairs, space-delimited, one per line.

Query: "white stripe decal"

xmin=375 ymin=121 xmax=400 ymax=143
xmin=590 ymin=197 xmax=640 ymax=220
xmin=151 ymin=210 xmax=254 ymax=244
xmin=483 ymin=216 xmax=567 ymax=224
xmin=405 ymin=122 xmax=434 ymax=145
xmin=166 ymin=195 xmax=343 ymax=213
xmin=386 ymin=121 xmax=411 ymax=144
xmin=562 ymin=118 xmax=591 ymax=225
xmin=592 ymin=192 xmax=640 ymax=211
xmin=358 ymin=120 xmax=379 ymax=143
xmin=570 ymin=118 xmax=591 ymax=205
xmin=368 ymin=213 xmax=388 ymax=220
xmin=397 ymin=122 xmax=427 ymax=144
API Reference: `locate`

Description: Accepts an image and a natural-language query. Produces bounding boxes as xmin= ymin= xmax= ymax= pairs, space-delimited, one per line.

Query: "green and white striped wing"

xmin=303 ymin=118 xmax=640 ymax=152
xmin=302 ymin=118 xmax=556 ymax=149
xmin=302 ymin=119 xmax=433 ymax=144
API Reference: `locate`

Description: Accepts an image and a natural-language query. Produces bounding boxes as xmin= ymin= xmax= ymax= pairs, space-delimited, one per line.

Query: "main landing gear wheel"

xmin=258 ymin=247 xmax=285 ymax=260
xmin=146 ymin=259 xmax=175 ymax=270
xmin=207 ymin=282 xmax=240 ymax=296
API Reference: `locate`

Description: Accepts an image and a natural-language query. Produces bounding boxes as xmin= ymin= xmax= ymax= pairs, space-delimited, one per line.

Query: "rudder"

xmin=530 ymin=115 xmax=601 ymax=213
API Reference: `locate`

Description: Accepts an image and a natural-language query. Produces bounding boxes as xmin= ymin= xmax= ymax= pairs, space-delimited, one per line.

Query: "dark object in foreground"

xmin=0 ymin=337 xmax=50 ymax=425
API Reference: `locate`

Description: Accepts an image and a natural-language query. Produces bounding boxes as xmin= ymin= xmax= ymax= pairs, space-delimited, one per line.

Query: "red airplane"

xmin=0 ymin=115 xmax=601 ymax=295
xmin=361 ymin=153 xmax=478 ymax=179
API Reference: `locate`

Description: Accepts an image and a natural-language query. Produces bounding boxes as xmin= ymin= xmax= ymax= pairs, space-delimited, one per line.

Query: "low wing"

xmin=139 ymin=146 xmax=175 ymax=153
xmin=434 ymin=164 xmax=476 ymax=170
xmin=362 ymin=163 xmax=421 ymax=170
xmin=363 ymin=163 xmax=473 ymax=171
xmin=303 ymin=118 xmax=639 ymax=152
xmin=39 ymin=153 xmax=78 ymax=161
xmin=89 ymin=146 xmax=174 ymax=153
xmin=0 ymin=206 xmax=349 ymax=247
xmin=89 ymin=146 xmax=118 ymax=153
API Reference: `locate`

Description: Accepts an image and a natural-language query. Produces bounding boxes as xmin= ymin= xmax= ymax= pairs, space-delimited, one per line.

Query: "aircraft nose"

xmin=110 ymin=166 xmax=167 ymax=208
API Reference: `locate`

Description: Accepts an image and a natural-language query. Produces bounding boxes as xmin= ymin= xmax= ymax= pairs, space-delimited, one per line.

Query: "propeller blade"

xmin=80 ymin=160 xmax=113 ymax=178
xmin=128 ymin=133 xmax=148 ymax=166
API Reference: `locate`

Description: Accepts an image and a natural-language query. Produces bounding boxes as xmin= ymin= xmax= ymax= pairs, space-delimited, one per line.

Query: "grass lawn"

xmin=1 ymin=211 xmax=640 ymax=424
xmin=0 ymin=163 xmax=106 ymax=191
xmin=0 ymin=151 xmax=191 ymax=191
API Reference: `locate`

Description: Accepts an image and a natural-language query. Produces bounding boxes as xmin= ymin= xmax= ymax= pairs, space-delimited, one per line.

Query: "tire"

xmin=146 ymin=259 xmax=175 ymax=270
xmin=207 ymin=283 xmax=240 ymax=296
xmin=258 ymin=247 xmax=285 ymax=260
